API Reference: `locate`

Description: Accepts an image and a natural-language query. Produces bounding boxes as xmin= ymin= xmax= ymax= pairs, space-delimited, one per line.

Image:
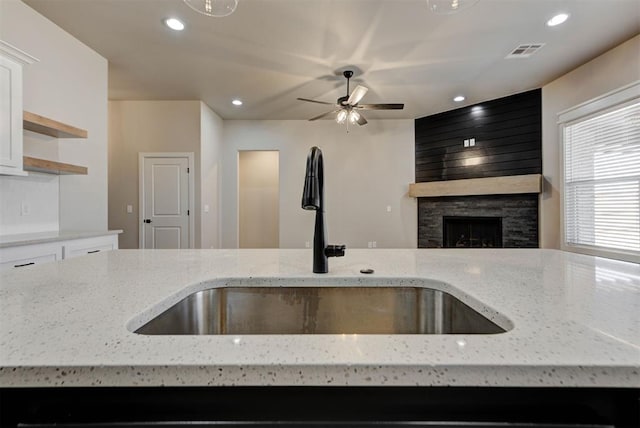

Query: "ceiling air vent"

xmin=505 ymin=43 xmax=545 ymax=59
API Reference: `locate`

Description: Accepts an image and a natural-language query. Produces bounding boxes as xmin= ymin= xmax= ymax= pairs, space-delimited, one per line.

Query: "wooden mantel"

xmin=409 ymin=174 xmax=542 ymax=198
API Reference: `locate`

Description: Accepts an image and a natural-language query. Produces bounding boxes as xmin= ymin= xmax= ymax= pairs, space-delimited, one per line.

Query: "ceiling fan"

xmin=297 ymin=70 xmax=404 ymax=126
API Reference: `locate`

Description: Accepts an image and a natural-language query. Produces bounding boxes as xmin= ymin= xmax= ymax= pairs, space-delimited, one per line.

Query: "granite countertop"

xmin=0 ymin=230 xmax=123 ymax=248
xmin=0 ymin=249 xmax=638 ymax=388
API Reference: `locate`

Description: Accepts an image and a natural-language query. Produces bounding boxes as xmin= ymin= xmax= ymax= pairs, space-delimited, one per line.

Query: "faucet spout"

xmin=302 ymin=147 xmax=322 ymax=210
xmin=301 ymin=147 xmax=345 ymax=273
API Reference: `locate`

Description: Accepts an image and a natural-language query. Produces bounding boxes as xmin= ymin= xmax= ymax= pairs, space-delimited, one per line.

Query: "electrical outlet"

xmin=126 ymin=205 xmax=133 ymax=214
xmin=305 ymin=241 xmax=310 ymax=248
xmin=204 ymin=204 xmax=210 ymax=213
xmin=463 ymin=139 xmax=469 ymax=147
xmin=367 ymin=241 xmax=373 ymax=248
xmin=20 ymin=202 xmax=30 ymax=216
xmin=470 ymin=138 xmax=476 ymax=147
xmin=372 ymin=241 xmax=377 ymax=248
xmin=386 ymin=205 xmax=392 ymax=212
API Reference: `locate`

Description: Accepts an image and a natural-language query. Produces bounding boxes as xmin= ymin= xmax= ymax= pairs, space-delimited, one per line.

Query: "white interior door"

xmin=141 ymin=155 xmax=191 ymax=249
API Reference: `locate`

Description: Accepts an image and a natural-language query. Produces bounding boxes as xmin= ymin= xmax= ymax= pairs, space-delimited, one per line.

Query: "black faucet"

xmin=301 ymin=146 xmax=346 ymax=273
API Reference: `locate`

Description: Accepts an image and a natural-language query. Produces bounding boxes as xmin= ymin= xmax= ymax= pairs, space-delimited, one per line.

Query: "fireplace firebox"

xmin=443 ymin=216 xmax=503 ymax=248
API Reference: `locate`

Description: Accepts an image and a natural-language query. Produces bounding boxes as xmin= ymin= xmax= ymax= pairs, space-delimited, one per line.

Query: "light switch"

xmin=204 ymin=204 xmax=210 ymax=213
xmin=20 ymin=202 xmax=30 ymax=216
xmin=126 ymin=205 xmax=133 ymax=213
xmin=386 ymin=205 xmax=392 ymax=212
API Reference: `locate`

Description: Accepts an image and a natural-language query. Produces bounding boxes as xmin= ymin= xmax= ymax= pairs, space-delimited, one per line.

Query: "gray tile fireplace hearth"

xmin=418 ymin=194 xmax=538 ymax=248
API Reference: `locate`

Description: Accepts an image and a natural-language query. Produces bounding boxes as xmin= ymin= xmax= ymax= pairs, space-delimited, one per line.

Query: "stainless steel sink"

xmin=135 ymin=286 xmax=506 ymax=335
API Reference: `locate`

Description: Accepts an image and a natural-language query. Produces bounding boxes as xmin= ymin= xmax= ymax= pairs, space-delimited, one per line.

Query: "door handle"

xmin=14 ymin=262 xmax=35 ymax=268
xmin=143 ymin=219 xmax=152 ymax=223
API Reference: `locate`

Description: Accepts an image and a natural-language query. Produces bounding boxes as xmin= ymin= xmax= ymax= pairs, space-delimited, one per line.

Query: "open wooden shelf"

xmin=23 ymin=111 xmax=88 ymax=138
xmin=23 ymin=156 xmax=88 ymax=175
xmin=20 ymin=112 xmax=88 ymax=175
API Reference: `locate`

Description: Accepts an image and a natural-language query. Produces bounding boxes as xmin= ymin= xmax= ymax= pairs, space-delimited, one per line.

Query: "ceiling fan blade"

xmin=356 ymin=103 xmax=404 ymax=110
xmin=309 ymin=110 xmax=339 ymax=121
xmin=356 ymin=113 xmax=368 ymax=126
xmin=297 ymin=97 xmax=335 ymax=106
xmin=347 ymin=85 xmax=369 ymax=105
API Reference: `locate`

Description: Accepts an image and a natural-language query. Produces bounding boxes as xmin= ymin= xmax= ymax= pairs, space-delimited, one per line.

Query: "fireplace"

xmin=413 ymin=89 xmax=542 ymax=249
xmin=443 ymin=216 xmax=502 ymax=248
xmin=417 ymin=194 xmax=538 ymax=248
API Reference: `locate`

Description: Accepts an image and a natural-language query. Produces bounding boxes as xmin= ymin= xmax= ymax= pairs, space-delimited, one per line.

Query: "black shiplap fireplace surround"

xmin=414 ymin=89 xmax=541 ymax=249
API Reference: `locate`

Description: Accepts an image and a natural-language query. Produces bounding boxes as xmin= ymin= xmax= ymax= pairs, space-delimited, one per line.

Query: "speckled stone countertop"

xmin=0 ymin=230 xmax=122 ymax=248
xmin=0 ymin=249 xmax=638 ymax=388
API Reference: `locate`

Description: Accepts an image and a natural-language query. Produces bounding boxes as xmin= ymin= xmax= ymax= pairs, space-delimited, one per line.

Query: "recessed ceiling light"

xmin=453 ymin=95 xmax=466 ymax=102
xmin=232 ymin=99 xmax=243 ymax=106
xmin=547 ymin=13 xmax=569 ymax=27
xmin=164 ymin=18 xmax=185 ymax=31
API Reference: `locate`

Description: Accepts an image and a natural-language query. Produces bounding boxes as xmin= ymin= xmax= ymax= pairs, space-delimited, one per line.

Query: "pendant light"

xmin=183 ymin=0 xmax=238 ymax=17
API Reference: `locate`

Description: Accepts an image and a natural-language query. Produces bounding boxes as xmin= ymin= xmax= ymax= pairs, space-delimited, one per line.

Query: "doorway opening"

xmin=238 ymin=151 xmax=280 ymax=248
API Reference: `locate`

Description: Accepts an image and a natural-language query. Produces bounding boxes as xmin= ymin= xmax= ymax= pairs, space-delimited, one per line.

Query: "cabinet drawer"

xmin=0 ymin=242 xmax=62 ymax=271
xmin=63 ymin=235 xmax=118 ymax=259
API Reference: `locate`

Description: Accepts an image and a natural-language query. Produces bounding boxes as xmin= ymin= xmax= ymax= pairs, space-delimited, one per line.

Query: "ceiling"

xmin=24 ymin=0 xmax=640 ymax=120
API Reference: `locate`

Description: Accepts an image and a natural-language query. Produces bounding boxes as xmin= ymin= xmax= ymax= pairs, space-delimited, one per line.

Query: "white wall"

xmin=540 ymin=35 xmax=640 ymax=249
xmin=0 ymin=0 xmax=108 ymax=235
xmin=109 ymin=100 xmax=201 ymax=249
xmin=200 ymin=102 xmax=224 ymax=249
xmin=221 ymin=120 xmax=416 ymax=249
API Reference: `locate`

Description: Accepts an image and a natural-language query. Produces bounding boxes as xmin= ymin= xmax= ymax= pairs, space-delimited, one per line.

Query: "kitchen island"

xmin=1 ymin=249 xmax=638 ymax=425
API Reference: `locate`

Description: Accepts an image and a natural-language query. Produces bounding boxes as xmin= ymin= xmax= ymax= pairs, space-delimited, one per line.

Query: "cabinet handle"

xmin=87 ymin=250 xmax=100 ymax=254
xmin=143 ymin=219 xmax=152 ymax=223
xmin=14 ymin=262 xmax=35 ymax=268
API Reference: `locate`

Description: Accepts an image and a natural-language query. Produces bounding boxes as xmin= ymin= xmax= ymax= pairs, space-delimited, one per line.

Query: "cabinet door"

xmin=63 ymin=235 xmax=118 ymax=259
xmin=0 ymin=242 xmax=63 ymax=271
xmin=0 ymin=54 xmax=25 ymax=176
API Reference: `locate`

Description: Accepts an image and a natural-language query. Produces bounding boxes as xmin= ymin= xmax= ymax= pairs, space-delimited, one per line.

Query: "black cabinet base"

xmin=1 ymin=386 xmax=638 ymax=427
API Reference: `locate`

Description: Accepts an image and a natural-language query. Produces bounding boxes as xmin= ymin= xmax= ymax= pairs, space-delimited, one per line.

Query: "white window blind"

xmin=564 ymin=100 xmax=640 ymax=257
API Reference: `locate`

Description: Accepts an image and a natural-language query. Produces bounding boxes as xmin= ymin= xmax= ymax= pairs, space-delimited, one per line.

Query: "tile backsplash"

xmin=0 ymin=172 xmax=59 ymax=235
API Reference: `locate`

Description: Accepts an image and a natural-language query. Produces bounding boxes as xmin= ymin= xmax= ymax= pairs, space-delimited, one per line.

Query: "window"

xmin=560 ymin=82 xmax=640 ymax=262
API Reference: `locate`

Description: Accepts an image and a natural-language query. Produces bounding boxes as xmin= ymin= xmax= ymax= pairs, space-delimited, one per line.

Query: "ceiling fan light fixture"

xmin=427 ymin=0 xmax=479 ymax=15
xmin=183 ymin=0 xmax=238 ymax=17
xmin=299 ymin=70 xmax=403 ymax=126
xmin=336 ymin=110 xmax=348 ymax=124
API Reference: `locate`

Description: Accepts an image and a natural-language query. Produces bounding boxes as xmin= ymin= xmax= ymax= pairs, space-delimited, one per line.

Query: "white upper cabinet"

xmin=0 ymin=40 xmax=38 ymax=176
